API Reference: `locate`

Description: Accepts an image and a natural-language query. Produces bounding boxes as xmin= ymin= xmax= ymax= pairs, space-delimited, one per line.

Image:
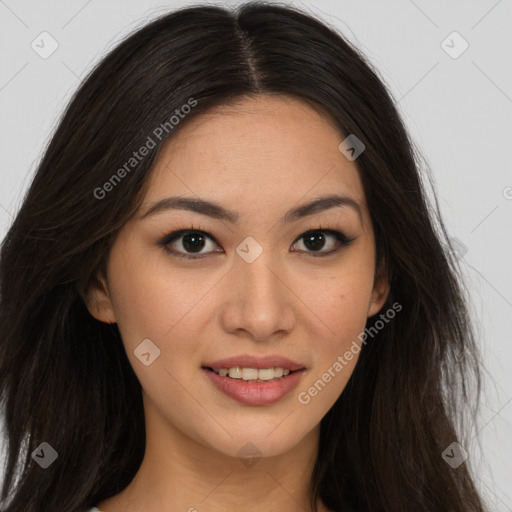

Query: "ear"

xmin=367 ymin=259 xmax=391 ymax=318
xmin=80 ymin=271 xmax=117 ymax=324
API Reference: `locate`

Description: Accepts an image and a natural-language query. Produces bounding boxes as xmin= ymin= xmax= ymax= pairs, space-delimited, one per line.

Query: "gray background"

xmin=0 ymin=0 xmax=511 ymax=509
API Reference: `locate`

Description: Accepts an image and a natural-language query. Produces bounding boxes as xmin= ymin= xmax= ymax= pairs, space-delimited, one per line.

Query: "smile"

xmin=207 ymin=366 xmax=293 ymax=381
xmin=202 ymin=366 xmax=305 ymax=405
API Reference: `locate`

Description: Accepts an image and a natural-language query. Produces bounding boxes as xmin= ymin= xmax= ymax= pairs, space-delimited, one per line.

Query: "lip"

xmin=202 ymin=367 xmax=306 ymax=405
xmin=202 ymin=354 xmax=306 ymax=372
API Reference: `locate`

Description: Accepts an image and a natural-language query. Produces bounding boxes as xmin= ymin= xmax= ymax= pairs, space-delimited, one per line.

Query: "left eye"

xmin=159 ymin=228 xmax=355 ymax=260
xmin=291 ymin=229 xmax=355 ymax=256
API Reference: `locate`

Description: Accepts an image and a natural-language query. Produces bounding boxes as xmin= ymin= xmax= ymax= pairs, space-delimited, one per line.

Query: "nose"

xmin=219 ymin=247 xmax=295 ymax=342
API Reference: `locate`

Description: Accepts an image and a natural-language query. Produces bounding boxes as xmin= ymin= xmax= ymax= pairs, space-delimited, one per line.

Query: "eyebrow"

xmin=140 ymin=193 xmax=363 ymax=225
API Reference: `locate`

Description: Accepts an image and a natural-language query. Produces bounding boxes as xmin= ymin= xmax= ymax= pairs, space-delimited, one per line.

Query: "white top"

xmin=88 ymin=508 xmax=102 ymax=511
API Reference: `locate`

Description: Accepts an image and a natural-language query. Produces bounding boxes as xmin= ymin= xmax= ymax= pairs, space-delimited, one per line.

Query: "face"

xmin=85 ymin=94 xmax=389 ymax=460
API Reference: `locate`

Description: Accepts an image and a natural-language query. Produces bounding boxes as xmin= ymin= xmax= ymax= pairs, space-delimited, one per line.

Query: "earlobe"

xmin=80 ymin=273 xmax=117 ymax=324
xmin=367 ymin=260 xmax=391 ymax=318
xmin=368 ymin=279 xmax=390 ymax=317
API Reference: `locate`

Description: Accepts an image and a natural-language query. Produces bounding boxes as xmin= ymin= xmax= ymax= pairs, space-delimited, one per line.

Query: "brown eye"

xmin=176 ymin=232 xmax=208 ymax=253
xmin=160 ymin=229 xmax=220 ymax=259
xmin=292 ymin=229 xmax=355 ymax=257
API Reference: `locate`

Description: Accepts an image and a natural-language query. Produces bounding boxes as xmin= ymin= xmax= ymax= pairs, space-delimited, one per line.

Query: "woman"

xmin=0 ymin=2 xmax=487 ymax=511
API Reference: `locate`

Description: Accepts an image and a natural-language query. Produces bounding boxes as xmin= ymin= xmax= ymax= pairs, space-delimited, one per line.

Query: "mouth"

xmin=201 ymin=365 xmax=306 ymax=405
xmin=202 ymin=366 xmax=302 ymax=382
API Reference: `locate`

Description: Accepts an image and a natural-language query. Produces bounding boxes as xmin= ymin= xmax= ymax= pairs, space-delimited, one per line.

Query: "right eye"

xmin=158 ymin=228 xmax=222 ymax=260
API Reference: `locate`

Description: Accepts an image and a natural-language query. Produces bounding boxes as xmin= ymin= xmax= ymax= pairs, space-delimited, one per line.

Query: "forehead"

xmin=143 ymin=95 xmax=367 ymax=224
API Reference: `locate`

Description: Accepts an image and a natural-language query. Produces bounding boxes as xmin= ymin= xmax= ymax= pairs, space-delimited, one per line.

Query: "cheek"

xmin=310 ymin=260 xmax=376 ymax=343
xmin=106 ymin=245 xmax=185 ymax=348
xmin=330 ymin=282 xmax=373 ymax=338
xmin=297 ymin=272 xmax=373 ymax=412
xmin=108 ymin=238 xmax=210 ymax=334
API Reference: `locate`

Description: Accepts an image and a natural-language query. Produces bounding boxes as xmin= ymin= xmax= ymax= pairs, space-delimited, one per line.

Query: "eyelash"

xmin=157 ymin=222 xmax=356 ymax=260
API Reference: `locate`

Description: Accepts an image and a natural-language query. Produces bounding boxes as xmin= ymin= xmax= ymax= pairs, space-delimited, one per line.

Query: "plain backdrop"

xmin=0 ymin=0 xmax=511 ymax=509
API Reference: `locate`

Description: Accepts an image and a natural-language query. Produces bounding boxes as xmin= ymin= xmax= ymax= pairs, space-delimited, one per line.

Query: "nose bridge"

xmin=236 ymin=239 xmax=283 ymax=305
xmin=221 ymin=237 xmax=294 ymax=339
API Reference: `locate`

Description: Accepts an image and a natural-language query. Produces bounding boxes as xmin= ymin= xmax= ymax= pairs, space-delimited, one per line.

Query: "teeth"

xmin=213 ymin=367 xmax=293 ymax=380
xmin=228 ymin=367 xmax=242 ymax=379
xmin=254 ymin=368 xmax=273 ymax=380
xmin=241 ymin=368 xmax=258 ymax=380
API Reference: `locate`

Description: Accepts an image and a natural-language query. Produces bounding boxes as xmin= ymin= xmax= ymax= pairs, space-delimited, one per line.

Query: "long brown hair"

xmin=0 ymin=2 xmax=487 ymax=511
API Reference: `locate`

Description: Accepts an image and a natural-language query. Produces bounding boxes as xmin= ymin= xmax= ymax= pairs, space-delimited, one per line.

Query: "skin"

xmin=85 ymin=94 xmax=390 ymax=512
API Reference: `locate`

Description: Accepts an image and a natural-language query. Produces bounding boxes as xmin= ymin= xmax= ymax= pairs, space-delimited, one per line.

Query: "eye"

xmin=291 ymin=229 xmax=355 ymax=257
xmin=158 ymin=226 xmax=355 ymax=260
xmin=159 ymin=227 xmax=221 ymax=260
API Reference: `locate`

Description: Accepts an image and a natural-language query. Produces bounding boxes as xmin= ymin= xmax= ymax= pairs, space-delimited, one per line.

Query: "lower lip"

xmin=202 ymin=368 xmax=305 ymax=406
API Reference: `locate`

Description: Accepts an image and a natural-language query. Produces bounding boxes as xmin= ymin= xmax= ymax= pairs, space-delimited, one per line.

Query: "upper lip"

xmin=202 ymin=354 xmax=306 ymax=371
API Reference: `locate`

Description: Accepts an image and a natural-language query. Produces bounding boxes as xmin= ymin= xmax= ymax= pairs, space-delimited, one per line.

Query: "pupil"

xmin=304 ymin=232 xmax=325 ymax=251
xmin=182 ymin=232 xmax=205 ymax=253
